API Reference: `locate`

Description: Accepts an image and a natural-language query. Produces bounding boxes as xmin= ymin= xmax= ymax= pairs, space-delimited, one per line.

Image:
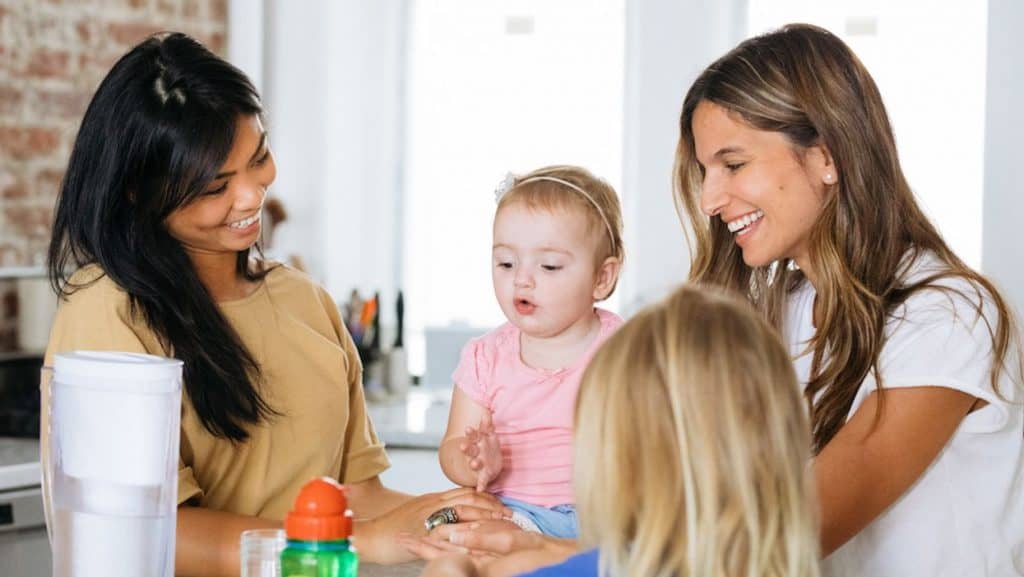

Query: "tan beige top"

xmin=43 ymin=264 xmax=390 ymax=520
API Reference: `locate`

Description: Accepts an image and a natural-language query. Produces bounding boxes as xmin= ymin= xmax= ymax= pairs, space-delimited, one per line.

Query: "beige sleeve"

xmin=319 ymin=288 xmax=391 ymax=483
xmin=42 ymin=276 xmax=201 ymax=506
xmin=177 ymin=429 xmax=204 ymax=505
xmin=45 ymin=281 xmax=154 ymax=361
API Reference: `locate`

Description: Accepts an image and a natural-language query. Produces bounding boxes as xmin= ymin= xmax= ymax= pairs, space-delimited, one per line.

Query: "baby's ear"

xmin=593 ymin=256 xmax=622 ymax=301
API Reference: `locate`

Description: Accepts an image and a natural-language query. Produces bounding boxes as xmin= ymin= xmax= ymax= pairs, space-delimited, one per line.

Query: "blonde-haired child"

xmin=438 ymin=165 xmax=625 ymax=539
xmin=417 ymin=285 xmax=820 ymax=577
xmin=565 ymin=285 xmax=820 ymax=577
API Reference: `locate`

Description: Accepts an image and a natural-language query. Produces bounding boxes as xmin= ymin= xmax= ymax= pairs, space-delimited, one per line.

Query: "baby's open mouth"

xmin=514 ymin=298 xmax=536 ymax=314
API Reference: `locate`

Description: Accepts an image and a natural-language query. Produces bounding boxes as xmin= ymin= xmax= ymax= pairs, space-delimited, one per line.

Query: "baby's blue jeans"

xmin=499 ymin=496 xmax=578 ymax=538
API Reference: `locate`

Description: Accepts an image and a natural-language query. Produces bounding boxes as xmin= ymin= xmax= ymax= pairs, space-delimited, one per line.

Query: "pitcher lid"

xmin=54 ymin=351 xmax=182 ymax=392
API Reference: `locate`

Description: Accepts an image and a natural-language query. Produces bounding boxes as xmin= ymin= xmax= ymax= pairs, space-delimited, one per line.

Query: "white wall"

xmin=618 ymin=0 xmax=748 ymax=313
xmin=749 ymin=3 xmax=988 ymax=270
xmin=983 ymin=0 xmax=1024 ymax=315
xmin=259 ymin=0 xmax=330 ymax=279
xmin=235 ymin=0 xmax=751 ymax=320
xmin=233 ymin=1 xmax=408 ymax=326
xmin=321 ymin=1 xmax=407 ymax=318
xmin=402 ymin=2 xmax=626 ymax=342
xmin=226 ymin=0 xmax=264 ymax=94
xmin=236 ymin=0 xmax=1023 ymax=321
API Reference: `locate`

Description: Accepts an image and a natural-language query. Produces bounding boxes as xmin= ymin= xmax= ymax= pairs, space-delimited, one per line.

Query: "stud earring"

xmin=824 ymin=172 xmax=835 ymax=184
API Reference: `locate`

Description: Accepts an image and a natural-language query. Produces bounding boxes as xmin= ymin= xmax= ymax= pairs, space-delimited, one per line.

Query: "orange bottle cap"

xmin=284 ymin=477 xmax=353 ymax=541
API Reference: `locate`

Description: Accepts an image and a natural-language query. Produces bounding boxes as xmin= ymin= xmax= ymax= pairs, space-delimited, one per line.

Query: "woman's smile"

xmin=725 ymin=209 xmax=764 ymax=234
xmin=226 ymin=212 xmax=262 ymax=235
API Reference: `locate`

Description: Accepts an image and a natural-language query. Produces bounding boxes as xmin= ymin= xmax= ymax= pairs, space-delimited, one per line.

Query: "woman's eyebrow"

xmin=213 ymin=131 xmax=268 ymax=179
xmin=696 ymin=145 xmax=744 ymax=168
xmin=249 ymin=131 xmax=269 ymax=162
xmin=713 ymin=145 xmax=745 ymax=159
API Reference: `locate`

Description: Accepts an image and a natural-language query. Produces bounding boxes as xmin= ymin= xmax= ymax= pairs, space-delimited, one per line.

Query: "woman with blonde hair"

xmin=676 ymin=23 xmax=1023 ymax=575
xmin=415 ymin=285 xmax=821 ymax=577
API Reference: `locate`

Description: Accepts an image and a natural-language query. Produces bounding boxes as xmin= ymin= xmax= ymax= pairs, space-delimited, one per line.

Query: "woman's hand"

xmin=355 ymin=488 xmax=510 ymax=564
xmin=403 ymin=521 xmax=540 ymax=560
xmin=421 ymin=554 xmax=485 ymax=577
xmin=401 ymin=523 xmax=578 ymax=577
xmin=461 ymin=412 xmax=504 ymax=492
xmin=398 ymin=532 xmax=498 ymax=565
xmin=458 ymin=530 xmax=577 ymax=577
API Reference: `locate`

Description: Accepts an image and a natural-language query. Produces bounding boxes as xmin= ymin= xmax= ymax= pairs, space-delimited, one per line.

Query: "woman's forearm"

xmin=176 ymin=506 xmax=279 ymax=577
xmin=345 ymin=476 xmax=414 ymax=519
xmin=813 ymin=387 xmax=975 ymax=555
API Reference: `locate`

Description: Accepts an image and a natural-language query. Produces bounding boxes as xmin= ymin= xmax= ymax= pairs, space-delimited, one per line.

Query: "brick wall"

xmin=0 ymin=0 xmax=227 ymax=351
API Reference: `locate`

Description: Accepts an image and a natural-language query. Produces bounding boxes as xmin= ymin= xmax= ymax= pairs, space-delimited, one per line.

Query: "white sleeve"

xmin=859 ymin=280 xmax=1019 ymax=433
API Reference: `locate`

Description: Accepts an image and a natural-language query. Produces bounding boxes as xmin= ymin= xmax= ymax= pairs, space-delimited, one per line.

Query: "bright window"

xmin=403 ymin=0 xmax=625 ymax=380
xmin=748 ymin=1 xmax=987 ymax=269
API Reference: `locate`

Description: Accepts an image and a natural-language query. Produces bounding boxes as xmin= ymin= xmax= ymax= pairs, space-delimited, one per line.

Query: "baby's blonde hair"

xmin=574 ymin=285 xmax=820 ymax=577
xmin=497 ymin=165 xmax=625 ymax=295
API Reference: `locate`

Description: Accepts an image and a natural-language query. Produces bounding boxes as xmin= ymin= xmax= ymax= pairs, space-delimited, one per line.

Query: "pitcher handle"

xmin=40 ymin=366 xmax=54 ymax=546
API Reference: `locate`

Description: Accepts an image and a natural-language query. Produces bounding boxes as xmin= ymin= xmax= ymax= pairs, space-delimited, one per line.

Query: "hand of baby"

xmin=460 ymin=411 xmax=503 ymax=492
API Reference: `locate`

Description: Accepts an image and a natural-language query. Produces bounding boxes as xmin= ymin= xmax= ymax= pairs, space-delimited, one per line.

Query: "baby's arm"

xmin=439 ymin=387 xmax=503 ymax=491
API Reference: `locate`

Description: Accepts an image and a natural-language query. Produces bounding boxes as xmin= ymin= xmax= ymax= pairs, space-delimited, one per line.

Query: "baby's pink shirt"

xmin=452 ymin=308 xmax=623 ymax=507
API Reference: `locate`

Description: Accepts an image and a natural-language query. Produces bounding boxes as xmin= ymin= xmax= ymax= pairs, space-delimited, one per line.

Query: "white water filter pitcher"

xmin=45 ymin=352 xmax=183 ymax=577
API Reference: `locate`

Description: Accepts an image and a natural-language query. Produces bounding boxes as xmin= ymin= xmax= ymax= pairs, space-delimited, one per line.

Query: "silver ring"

xmin=424 ymin=506 xmax=459 ymax=532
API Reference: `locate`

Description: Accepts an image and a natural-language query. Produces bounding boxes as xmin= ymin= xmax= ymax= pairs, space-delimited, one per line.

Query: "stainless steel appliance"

xmin=0 ymin=352 xmax=49 ymax=575
xmin=0 ymin=352 xmax=43 ymax=438
xmin=0 ymin=438 xmax=48 ymax=576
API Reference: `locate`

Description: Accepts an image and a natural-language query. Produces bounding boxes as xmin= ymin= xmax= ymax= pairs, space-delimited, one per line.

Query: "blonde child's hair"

xmin=574 ymin=285 xmax=820 ymax=577
xmin=497 ymin=165 xmax=625 ymax=296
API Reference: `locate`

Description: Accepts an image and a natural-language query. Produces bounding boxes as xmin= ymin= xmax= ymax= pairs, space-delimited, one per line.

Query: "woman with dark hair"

xmin=675 ymin=24 xmax=1023 ymax=576
xmin=44 ymin=32 xmax=505 ymax=577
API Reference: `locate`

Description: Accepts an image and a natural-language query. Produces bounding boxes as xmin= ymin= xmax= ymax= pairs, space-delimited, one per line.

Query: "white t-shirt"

xmin=784 ymin=253 xmax=1024 ymax=577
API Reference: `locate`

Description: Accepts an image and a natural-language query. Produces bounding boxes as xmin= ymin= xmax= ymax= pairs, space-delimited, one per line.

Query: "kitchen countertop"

xmin=0 ymin=387 xmax=452 ymax=494
xmin=362 ymin=561 xmax=426 ymax=576
xmin=0 ymin=424 xmax=434 ymax=576
xmin=0 ymin=436 xmax=41 ymax=491
xmin=367 ymin=388 xmax=452 ymax=450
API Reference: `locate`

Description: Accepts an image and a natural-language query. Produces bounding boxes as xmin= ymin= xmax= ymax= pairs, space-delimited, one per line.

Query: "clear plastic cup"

xmin=241 ymin=529 xmax=287 ymax=577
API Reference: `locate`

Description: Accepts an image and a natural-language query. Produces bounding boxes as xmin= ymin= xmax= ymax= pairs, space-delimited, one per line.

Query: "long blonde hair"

xmin=674 ymin=24 xmax=1022 ymax=451
xmin=574 ymin=285 xmax=820 ymax=577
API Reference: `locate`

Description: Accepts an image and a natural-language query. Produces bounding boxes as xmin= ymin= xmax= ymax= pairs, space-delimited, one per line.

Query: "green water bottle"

xmin=281 ymin=477 xmax=359 ymax=577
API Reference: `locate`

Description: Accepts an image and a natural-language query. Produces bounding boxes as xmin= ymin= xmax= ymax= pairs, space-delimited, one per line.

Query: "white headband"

xmin=494 ymin=172 xmax=618 ymax=255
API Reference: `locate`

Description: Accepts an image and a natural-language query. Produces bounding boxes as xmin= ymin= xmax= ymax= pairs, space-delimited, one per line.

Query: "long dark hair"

xmin=49 ymin=33 xmax=276 ymax=441
xmin=675 ymin=24 xmax=1021 ymax=452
